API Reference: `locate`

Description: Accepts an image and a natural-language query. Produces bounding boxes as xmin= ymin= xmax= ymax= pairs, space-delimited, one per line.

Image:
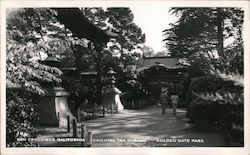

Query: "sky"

xmin=130 ymin=6 xmax=178 ymax=53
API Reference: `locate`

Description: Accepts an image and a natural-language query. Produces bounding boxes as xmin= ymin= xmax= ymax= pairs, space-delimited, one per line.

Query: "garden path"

xmin=82 ymin=104 xmax=227 ymax=147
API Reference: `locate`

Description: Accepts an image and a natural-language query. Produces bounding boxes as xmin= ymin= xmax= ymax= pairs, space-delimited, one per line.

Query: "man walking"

xmin=160 ymin=88 xmax=168 ymax=114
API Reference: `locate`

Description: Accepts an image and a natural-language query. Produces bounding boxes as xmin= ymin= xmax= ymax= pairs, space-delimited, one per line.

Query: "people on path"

xmin=171 ymin=94 xmax=179 ymax=116
xmin=160 ymin=88 xmax=168 ymax=114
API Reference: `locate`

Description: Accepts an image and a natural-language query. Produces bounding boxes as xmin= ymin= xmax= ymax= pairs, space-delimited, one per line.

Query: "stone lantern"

xmin=107 ymin=67 xmax=117 ymax=88
xmin=37 ymin=54 xmax=76 ymax=127
xmin=102 ymin=67 xmax=124 ymax=113
xmin=41 ymin=54 xmax=61 ymax=67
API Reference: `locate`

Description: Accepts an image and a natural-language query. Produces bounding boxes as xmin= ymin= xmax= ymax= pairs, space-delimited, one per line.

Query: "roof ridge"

xmin=143 ymin=56 xmax=176 ymax=59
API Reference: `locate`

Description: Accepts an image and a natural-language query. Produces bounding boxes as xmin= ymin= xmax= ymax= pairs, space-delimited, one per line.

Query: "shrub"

xmin=187 ymin=98 xmax=230 ymax=126
xmin=6 ymin=89 xmax=39 ymax=147
xmin=186 ymin=71 xmax=243 ymax=145
xmin=185 ymin=76 xmax=223 ymax=104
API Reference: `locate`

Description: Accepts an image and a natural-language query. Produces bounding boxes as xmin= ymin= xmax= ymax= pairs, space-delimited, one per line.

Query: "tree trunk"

xmin=71 ymin=44 xmax=83 ymax=76
xmin=217 ymin=8 xmax=224 ymax=58
xmin=94 ymin=44 xmax=104 ymax=116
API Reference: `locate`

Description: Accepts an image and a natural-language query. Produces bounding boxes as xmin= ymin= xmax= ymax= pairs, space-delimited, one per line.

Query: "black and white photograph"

xmin=0 ymin=1 xmax=249 ymax=155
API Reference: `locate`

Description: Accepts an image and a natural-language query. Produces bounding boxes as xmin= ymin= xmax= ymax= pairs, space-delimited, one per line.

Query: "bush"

xmin=185 ymin=76 xmax=223 ymax=104
xmin=187 ymin=98 xmax=230 ymax=126
xmin=186 ymin=71 xmax=244 ymax=145
xmin=187 ymin=92 xmax=243 ymax=145
xmin=6 ymin=89 xmax=39 ymax=147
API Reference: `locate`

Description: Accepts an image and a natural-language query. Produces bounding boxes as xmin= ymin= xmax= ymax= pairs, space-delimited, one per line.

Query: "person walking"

xmin=160 ymin=88 xmax=168 ymax=114
xmin=171 ymin=94 xmax=179 ymax=116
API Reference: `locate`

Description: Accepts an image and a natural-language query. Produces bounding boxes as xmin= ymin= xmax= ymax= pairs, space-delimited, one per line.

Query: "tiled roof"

xmin=53 ymin=8 xmax=117 ymax=44
xmin=138 ymin=56 xmax=187 ymax=72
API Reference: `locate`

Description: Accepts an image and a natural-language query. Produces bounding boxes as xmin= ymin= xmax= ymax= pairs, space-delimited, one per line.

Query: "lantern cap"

xmin=107 ymin=67 xmax=117 ymax=75
xmin=42 ymin=54 xmax=61 ymax=67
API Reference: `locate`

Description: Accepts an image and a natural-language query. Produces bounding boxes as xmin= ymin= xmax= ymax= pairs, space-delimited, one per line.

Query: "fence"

xmin=57 ymin=113 xmax=93 ymax=147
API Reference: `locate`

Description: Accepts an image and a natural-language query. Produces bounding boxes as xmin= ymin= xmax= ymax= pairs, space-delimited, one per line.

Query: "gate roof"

xmin=53 ymin=8 xmax=117 ymax=44
xmin=138 ymin=56 xmax=188 ymax=72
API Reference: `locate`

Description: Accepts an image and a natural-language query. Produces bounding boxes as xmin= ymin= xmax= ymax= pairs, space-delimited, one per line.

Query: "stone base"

xmin=102 ymin=87 xmax=124 ymax=112
xmin=37 ymin=87 xmax=76 ymax=127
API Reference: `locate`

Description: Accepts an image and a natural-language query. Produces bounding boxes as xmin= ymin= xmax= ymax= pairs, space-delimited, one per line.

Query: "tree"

xmin=141 ymin=45 xmax=155 ymax=57
xmin=105 ymin=8 xmax=145 ymax=57
xmin=6 ymin=9 xmax=63 ymax=93
xmin=81 ymin=8 xmax=146 ymax=93
xmin=163 ymin=8 xmax=244 ymax=74
xmin=6 ymin=8 xmax=65 ymax=146
xmin=163 ymin=8 xmax=244 ymax=145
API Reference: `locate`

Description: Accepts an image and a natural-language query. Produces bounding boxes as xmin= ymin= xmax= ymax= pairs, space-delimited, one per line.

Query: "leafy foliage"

xmin=105 ymin=8 xmax=145 ymax=53
xmin=185 ymin=71 xmax=243 ymax=145
xmin=141 ymin=45 xmax=155 ymax=57
xmin=7 ymin=8 xmax=63 ymax=93
xmin=164 ymin=8 xmax=244 ymax=145
xmin=163 ymin=8 xmax=244 ymax=74
xmin=81 ymin=8 xmax=146 ymax=93
xmin=6 ymin=90 xmax=39 ymax=147
xmin=6 ymin=8 xmax=67 ymax=146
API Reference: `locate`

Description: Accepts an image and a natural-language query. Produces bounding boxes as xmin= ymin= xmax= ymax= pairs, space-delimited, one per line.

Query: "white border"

xmin=1 ymin=1 xmax=250 ymax=155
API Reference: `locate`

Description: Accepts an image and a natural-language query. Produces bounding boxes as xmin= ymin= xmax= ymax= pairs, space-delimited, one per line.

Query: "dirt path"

xmin=82 ymin=105 xmax=227 ymax=147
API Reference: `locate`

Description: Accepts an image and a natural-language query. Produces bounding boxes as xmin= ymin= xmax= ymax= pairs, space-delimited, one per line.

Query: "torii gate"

xmin=54 ymin=8 xmax=118 ymax=116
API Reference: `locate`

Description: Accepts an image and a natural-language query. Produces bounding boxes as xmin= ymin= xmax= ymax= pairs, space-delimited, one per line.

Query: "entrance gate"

xmin=138 ymin=56 xmax=188 ymax=105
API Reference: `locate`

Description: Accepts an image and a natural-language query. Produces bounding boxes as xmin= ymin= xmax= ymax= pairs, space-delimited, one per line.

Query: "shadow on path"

xmin=81 ymin=105 xmax=227 ymax=147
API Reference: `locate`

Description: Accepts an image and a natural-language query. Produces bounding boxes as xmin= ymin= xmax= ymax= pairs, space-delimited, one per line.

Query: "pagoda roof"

xmin=138 ymin=56 xmax=188 ymax=72
xmin=53 ymin=8 xmax=117 ymax=44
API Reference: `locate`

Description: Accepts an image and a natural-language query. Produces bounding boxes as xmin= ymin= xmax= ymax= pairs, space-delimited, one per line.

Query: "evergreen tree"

xmin=163 ymin=8 xmax=244 ymax=145
xmin=163 ymin=8 xmax=244 ymax=74
xmin=82 ymin=7 xmax=146 ymax=92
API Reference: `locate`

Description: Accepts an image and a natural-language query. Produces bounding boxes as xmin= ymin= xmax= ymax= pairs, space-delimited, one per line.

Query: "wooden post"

xmin=92 ymin=103 xmax=96 ymax=118
xmin=132 ymin=100 xmax=134 ymax=109
xmin=81 ymin=123 xmax=87 ymax=146
xmin=139 ymin=100 xmax=142 ymax=109
xmin=77 ymin=107 xmax=81 ymax=121
xmin=57 ymin=112 xmax=60 ymax=127
xmin=87 ymin=131 xmax=93 ymax=147
xmin=73 ymin=119 xmax=77 ymax=137
xmin=103 ymin=105 xmax=105 ymax=117
xmin=67 ymin=115 xmax=70 ymax=132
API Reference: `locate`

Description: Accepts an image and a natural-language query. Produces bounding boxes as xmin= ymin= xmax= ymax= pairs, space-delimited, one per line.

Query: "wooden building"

xmin=138 ymin=56 xmax=189 ymax=104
